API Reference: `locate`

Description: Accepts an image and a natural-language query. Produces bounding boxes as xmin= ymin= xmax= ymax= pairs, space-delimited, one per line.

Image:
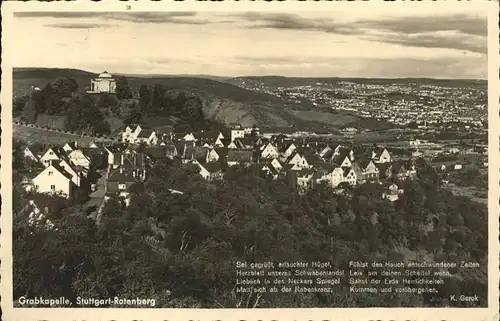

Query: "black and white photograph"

xmin=2 ymin=1 xmax=498 ymax=319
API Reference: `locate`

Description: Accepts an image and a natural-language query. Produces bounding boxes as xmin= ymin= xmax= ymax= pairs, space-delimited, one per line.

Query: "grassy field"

xmin=290 ymin=110 xmax=358 ymax=125
xmin=13 ymin=124 xmax=106 ymax=145
xmin=34 ymin=114 xmax=67 ymax=130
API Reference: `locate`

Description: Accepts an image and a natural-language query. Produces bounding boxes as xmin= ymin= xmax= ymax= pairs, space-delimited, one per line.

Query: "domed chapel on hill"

xmin=87 ymin=70 xmax=116 ymax=94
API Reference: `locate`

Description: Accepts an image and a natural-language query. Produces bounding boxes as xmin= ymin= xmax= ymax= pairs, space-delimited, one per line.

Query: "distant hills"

xmin=15 ymin=67 xmax=481 ymax=132
xmin=227 ymin=75 xmax=487 ymax=89
xmin=13 ymin=67 xmax=350 ymax=132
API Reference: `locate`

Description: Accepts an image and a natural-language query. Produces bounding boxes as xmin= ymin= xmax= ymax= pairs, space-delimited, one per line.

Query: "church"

xmin=87 ymin=71 xmax=116 ymax=94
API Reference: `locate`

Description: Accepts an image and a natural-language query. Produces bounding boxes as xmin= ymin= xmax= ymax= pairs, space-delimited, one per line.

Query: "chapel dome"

xmin=98 ymin=71 xmax=113 ymax=78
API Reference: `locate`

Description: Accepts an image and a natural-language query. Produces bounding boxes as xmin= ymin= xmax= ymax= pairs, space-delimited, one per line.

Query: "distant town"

xmin=232 ymin=78 xmax=487 ymax=132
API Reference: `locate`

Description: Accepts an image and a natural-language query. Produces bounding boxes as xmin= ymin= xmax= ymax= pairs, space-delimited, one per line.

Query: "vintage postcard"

xmin=1 ymin=1 xmax=499 ymax=320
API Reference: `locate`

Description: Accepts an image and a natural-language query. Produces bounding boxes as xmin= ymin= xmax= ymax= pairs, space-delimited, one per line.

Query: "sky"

xmin=12 ymin=7 xmax=489 ymax=79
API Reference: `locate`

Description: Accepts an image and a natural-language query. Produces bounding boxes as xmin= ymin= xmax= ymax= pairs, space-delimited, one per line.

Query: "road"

xmin=85 ymin=170 xmax=107 ymax=219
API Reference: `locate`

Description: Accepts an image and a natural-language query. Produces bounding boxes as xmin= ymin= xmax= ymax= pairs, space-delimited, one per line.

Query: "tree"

xmin=21 ymin=97 xmax=38 ymax=123
xmin=14 ymin=95 xmax=30 ymax=118
xmin=139 ymin=85 xmax=150 ymax=110
xmin=13 ymin=139 xmax=24 ymax=170
xmin=92 ymin=120 xmax=111 ymax=136
xmin=65 ymin=94 xmax=105 ymax=132
xmin=97 ymin=93 xmax=118 ymax=109
xmin=150 ymin=84 xmax=164 ymax=110
xmin=115 ymin=76 xmax=133 ymax=100
xmin=123 ymin=108 xmax=144 ymax=126
xmin=52 ymin=77 xmax=78 ymax=97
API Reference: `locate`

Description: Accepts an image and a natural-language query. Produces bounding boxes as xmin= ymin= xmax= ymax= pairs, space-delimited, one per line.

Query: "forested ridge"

xmin=13 ymin=158 xmax=488 ymax=308
xmin=14 ymin=76 xmax=226 ymax=136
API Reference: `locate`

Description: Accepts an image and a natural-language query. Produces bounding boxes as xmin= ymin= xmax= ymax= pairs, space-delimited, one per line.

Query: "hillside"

xmin=13 ymin=68 xmax=359 ymax=132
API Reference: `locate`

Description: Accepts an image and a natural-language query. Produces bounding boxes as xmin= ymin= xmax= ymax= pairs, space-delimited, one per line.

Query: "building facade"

xmin=88 ymin=71 xmax=116 ymax=94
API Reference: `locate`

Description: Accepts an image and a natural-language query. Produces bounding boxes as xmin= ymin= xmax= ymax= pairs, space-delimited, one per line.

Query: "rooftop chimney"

xmin=120 ymin=167 xmax=123 ymax=174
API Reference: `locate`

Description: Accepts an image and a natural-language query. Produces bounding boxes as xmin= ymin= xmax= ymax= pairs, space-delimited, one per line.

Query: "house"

xmin=165 ymin=141 xmax=179 ymax=159
xmin=269 ymin=158 xmax=282 ymax=171
xmin=183 ymin=133 xmax=197 ymax=142
xmin=62 ymin=141 xmax=78 ymax=153
xmin=182 ymin=146 xmax=209 ymax=164
xmin=358 ymin=159 xmax=380 ymax=182
xmin=122 ymin=125 xmax=137 ymax=143
xmin=296 ymin=168 xmax=315 ymax=192
xmin=115 ymin=152 xmax=147 ymax=180
xmin=314 ymin=165 xmax=332 ymax=186
xmin=382 ymin=183 xmax=404 ymax=202
xmin=230 ymin=125 xmax=245 ymax=142
xmin=214 ymin=135 xmax=226 ymax=148
xmin=207 ymin=148 xmax=220 ymax=163
xmin=261 ymin=163 xmax=280 ymax=179
xmin=319 ymin=145 xmax=333 ymax=159
xmin=286 ymin=151 xmax=310 ymax=170
xmin=454 ymin=164 xmax=463 ymax=170
xmin=365 ymin=147 xmax=392 ymax=163
xmin=228 ymin=138 xmax=251 ymax=149
xmin=280 ymin=142 xmax=297 ymax=160
xmin=156 ymin=139 xmax=178 ymax=159
xmin=196 ymin=162 xmax=224 ymax=180
xmin=227 ymin=149 xmax=254 ymax=167
xmin=58 ymin=158 xmax=83 ymax=187
xmin=32 ymin=163 xmax=75 ymax=198
xmin=197 ymin=131 xmax=225 ymax=148
xmin=135 ymin=128 xmax=158 ymax=146
xmin=16 ymin=200 xmax=56 ymax=230
xmin=68 ymin=149 xmax=92 ymax=170
xmin=104 ymin=144 xmax=128 ymax=167
xmin=39 ymin=147 xmax=65 ymax=167
xmin=106 ymin=167 xmax=139 ymax=198
xmin=87 ymin=70 xmax=116 ymax=94
xmin=80 ymin=147 xmax=108 ymax=170
xmin=330 ymin=166 xmax=345 ymax=187
xmin=330 ymin=148 xmax=353 ymax=168
xmin=122 ymin=125 xmax=158 ymax=146
xmin=23 ymin=143 xmax=44 ymax=163
xmin=391 ymin=161 xmax=417 ymax=181
xmin=243 ymin=125 xmax=259 ymax=136
xmin=260 ymin=143 xmax=279 ymax=159
xmin=376 ymin=163 xmax=393 ymax=180
xmin=343 ymin=165 xmax=361 ymax=186
xmin=88 ymin=141 xmax=104 ymax=149
xmin=300 ymin=148 xmax=323 ymax=168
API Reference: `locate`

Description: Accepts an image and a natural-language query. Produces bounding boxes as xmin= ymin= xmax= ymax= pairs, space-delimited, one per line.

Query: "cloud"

xmin=15 ymin=11 xmax=209 ymax=25
xmin=235 ymin=12 xmax=359 ymax=35
xmin=233 ymin=12 xmax=487 ymax=54
xmin=358 ymin=14 xmax=487 ymax=37
xmin=46 ymin=23 xmax=110 ymax=29
xmin=366 ymin=33 xmax=487 ymax=54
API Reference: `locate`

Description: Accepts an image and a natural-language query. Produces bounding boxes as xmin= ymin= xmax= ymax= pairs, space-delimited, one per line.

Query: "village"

xmin=15 ymin=117 xmax=489 ymax=231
